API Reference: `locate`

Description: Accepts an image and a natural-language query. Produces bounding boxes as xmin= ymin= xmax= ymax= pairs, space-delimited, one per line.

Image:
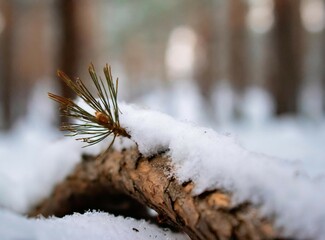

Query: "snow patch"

xmin=0 ymin=209 xmax=188 ymax=240
xmin=0 ymin=84 xmax=119 ymax=213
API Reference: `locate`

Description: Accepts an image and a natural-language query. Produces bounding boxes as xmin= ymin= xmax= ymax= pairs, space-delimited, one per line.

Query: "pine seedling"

xmin=48 ymin=63 xmax=130 ymax=149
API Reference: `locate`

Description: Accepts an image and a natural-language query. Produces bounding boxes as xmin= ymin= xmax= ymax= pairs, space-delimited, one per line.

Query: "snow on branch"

xmin=118 ymin=103 xmax=325 ymax=239
xmin=45 ymin=63 xmax=325 ymax=239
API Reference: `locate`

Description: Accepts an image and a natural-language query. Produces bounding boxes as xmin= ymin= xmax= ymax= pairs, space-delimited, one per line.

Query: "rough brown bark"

xmin=30 ymin=148 xmax=283 ymax=240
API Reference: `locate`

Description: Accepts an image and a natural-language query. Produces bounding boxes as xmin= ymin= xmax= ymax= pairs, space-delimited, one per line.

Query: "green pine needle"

xmin=48 ymin=63 xmax=130 ymax=148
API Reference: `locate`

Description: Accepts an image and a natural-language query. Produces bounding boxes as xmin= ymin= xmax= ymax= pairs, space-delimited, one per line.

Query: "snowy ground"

xmin=0 ymin=82 xmax=325 ymax=239
xmin=0 ymin=209 xmax=187 ymax=240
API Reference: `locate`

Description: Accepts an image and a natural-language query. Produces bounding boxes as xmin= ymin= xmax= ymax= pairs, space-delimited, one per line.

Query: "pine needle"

xmin=48 ymin=63 xmax=130 ymax=148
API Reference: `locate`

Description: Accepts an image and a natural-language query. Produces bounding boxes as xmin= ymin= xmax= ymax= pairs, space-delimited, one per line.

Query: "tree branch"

xmin=30 ymin=148 xmax=283 ymax=240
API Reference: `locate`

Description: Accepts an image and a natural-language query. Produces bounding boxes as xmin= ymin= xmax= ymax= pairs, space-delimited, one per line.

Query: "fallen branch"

xmin=30 ymin=147 xmax=282 ymax=240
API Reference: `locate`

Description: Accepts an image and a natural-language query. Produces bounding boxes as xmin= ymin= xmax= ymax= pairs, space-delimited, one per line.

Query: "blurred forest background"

xmin=0 ymin=0 xmax=325 ymax=131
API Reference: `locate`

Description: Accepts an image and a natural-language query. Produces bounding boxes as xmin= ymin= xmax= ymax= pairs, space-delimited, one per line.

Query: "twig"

xmin=48 ymin=63 xmax=130 ymax=148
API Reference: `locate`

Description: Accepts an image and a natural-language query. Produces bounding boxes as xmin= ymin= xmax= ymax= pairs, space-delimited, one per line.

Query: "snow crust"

xmin=0 ymin=209 xmax=187 ymax=240
xmin=119 ymin=103 xmax=325 ymax=239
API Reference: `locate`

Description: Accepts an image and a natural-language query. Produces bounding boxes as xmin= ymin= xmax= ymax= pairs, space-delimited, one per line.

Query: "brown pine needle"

xmin=48 ymin=63 xmax=130 ymax=148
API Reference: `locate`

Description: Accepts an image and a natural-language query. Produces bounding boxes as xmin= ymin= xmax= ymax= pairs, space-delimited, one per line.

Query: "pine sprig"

xmin=48 ymin=63 xmax=130 ymax=148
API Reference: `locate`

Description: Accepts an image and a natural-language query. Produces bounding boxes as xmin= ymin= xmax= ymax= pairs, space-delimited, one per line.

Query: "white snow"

xmin=0 ymin=86 xmax=80 ymax=213
xmin=0 ymin=83 xmax=82 ymax=213
xmin=118 ymin=103 xmax=325 ymax=239
xmin=1 ymin=82 xmax=325 ymax=239
xmin=0 ymin=209 xmax=188 ymax=240
xmin=0 ymin=84 xmax=132 ymax=214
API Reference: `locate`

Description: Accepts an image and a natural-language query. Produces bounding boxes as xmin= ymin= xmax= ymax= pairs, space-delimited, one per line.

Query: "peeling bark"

xmin=30 ymin=148 xmax=283 ymax=240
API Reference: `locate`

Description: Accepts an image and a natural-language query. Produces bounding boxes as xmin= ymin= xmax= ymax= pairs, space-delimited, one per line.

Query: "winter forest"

xmin=1 ymin=0 xmax=325 ymax=239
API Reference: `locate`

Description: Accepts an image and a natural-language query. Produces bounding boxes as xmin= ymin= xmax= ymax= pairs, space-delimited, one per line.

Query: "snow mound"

xmin=0 ymin=209 xmax=187 ymax=240
xmin=120 ymin=103 xmax=325 ymax=239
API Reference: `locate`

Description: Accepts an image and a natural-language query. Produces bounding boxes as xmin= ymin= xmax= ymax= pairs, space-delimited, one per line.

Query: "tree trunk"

xmin=0 ymin=0 xmax=14 ymax=130
xmin=30 ymin=148 xmax=282 ymax=240
xmin=192 ymin=1 xmax=225 ymax=121
xmin=56 ymin=0 xmax=82 ymax=99
xmin=323 ymin=0 xmax=325 ymax=113
xmin=227 ymin=0 xmax=249 ymax=119
xmin=194 ymin=3 xmax=218 ymax=101
xmin=55 ymin=0 xmax=97 ymax=124
xmin=270 ymin=0 xmax=304 ymax=115
xmin=228 ymin=0 xmax=249 ymax=94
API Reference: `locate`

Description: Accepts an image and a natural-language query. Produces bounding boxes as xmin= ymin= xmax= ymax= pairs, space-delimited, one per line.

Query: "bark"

xmin=56 ymin=0 xmax=81 ymax=99
xmin=270 ymin=0 xmax=304 ymax=115
xmin=192 ymin=3 xmax=219 ymax=121
xmin=228 ymin=0 xmax=249 ymax=94
xmin=227 ymin=0 xmax=250 ymax=119
xmin=30 ymin=148 xmax=283 ymax=240
xmin=323 ymin=0 xmax=325 ymax=113
xmin=194 ymin=4 xmax=218 ymax=101
xmin=0 ymin=0 xmax=14 ymax=130
xmin=56 ymin=0 xmax=97 ymax=96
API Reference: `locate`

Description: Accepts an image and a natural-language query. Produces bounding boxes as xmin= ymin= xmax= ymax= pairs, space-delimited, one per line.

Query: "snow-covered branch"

xmin=30 ymin=148 xmax=277 ymax=240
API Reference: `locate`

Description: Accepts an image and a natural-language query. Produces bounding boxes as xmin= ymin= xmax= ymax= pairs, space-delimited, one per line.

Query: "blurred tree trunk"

xmin=270 ymin=0 xmax=304 ymax=115
xmin=194 ymin=4 xmax=218 ymax=101
xmin=57 ymin=0 xmax=82 ymax=99
xmin=228 ymin=0 xmax=249 ymax=94
xmin=323 ymin=0 xmax=325 ymax=113
xmin=1 ymin=2 xmax=54 ymax=129
xmin=0 ymin=0 xmax=13 ymax=130
xmin=56 ymin=0 xmax=97 ymax=123
xmin=227 ymin=0 xmax=249 ymax=119
xmin=14 ymin=3 xmax=52 ymax=115
xmin=192 ymin=1 xmax=222 ymax=121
